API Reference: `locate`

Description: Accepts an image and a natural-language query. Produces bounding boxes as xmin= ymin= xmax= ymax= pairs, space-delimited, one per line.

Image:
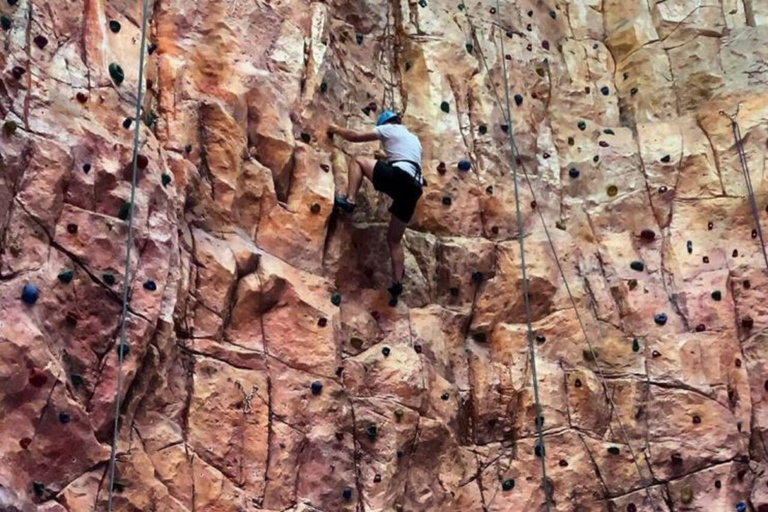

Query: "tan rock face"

xmin=1 ymin=0 xmax=768 ymax=511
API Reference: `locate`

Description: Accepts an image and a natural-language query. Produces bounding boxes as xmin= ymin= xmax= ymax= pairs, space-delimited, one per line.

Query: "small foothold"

xmin=607 ymin=446 xmax=620 ymax=455
xmin=692 ymin=415 xmax=701 ymax=424
xmin=310 ymin=203 xmax=321 ymax=214
xmin=502 ymin=478 xmax=515 ymax=491
xmin=117 ymin=342 xmax=130 ymax=358
xmin=382 ymin=346 xmax=391 ymax=357
xmin=604 ymin=129 xmax=616 ymax=136
xmin=680 ymin=487 xmax=693 ymax=504
xmin=530 ymin=200 xmax=537 ymax=209
xmin=671 ymin=452 xmax=683 ymax=465
xmin=103 ymin=273 xmax=116 ymax=286
xmin=109 ymin=63 xmax=125 ymax=85
xmin=457 ymin=160 xmax=471 ymax=172
xmin=752 ymin=229 xmax=758 ymax=239
xmin=442 ymin=196 xmax=452 ymax=206
xmin=82 ymin=163 xmax=91 ymax=173
xmin=567 ymin=136 xmax=575 ymax=146
xmin=441 ymin=391 xmax=449 ymax=401
xmin=491 ymin=226 xmax=499 ymax=234
xmin=707 ymin=221 xmax=714 ymax=230
xmin=600 ymin=86 xmax=610 ymax=96
xmin=506 ymin=30 xmax=514 ymax=38
xmin=744 ymin=280 xmax=751 ymax=289
xmin=527 ymin=9 xmax=533 ymax=16
xmin=366 ymin=424 xmax=378 ymax=441
xmin=715 ymin=480 xmax=722 ymax=489
xmin=143 ymin=280 xmax=157 ymax=291
xmin=29 ymin=370 xmax=48 ymax=388
xmin=331 ymin=293 xmax=342 ymax=306
xmin=118 ymin=201 xmax=132 ymax=221
xmin=514 ymin=94 xmax=523 ymax=106
xmin=472 ymin=331 xmax=487 ymax=343
xmin=630 ymin=87 xmax=638 ymax=95
xmin=696 ymin=324 xmax=706 ymax=332
xmin=465 ymin=43 xmax=473 ymax=53
xmin=534 ymin=443 xmax=545 ymax=457
xmin=593 ymin=155 xmax=600 ymax=163
xmin=147 ymin=43 xmax=157 ymax=55
xmin=501 ymin=123 xmax=509 ymax=133
xmin=599 ymin=141 xmax=609 ymax=148
xmin=485 ymin=185 xmax=493 ymax=195
xmin=11 ymin=66 xmax=25 ymax=79
xmin=742 ymin=316 xmax=754 ymax=329
xmin=109 ymin=20 xmax=121 ymax=33
xmin=0 ymin=16 xmax=10 ymax=30
xmin=630 ymin=261 xmax=644 ymax=272
xmin=123 ymin=118 xmax=133 ymax=129
xmin=652 ymin=350 xmax=661 ymax=358
xmin=300 ymin=132 xmax=311 ymax=144
xmin=20 ymin=437 xmax=31 ymax=449
xmin=577 ymin=121 xmax=587 ymax=131
xmin=489 ymin=7 xmax=496 ymax=14
xmin=21 ymin=284 xmax=39 ymax=305
xmin=478 ymin=124 xmax=487 ymax=135
xmin=654 ymin=313 xmax=668 ymax=326
xmin=559 ymin=459 xmax=569 ymax=467
xmin=583 ymin=347 xmax=599 ymax=361
xmin=356 ymin=33 xmax=363 ymax=45
xmin=66 ymin=223 xmax=78 ymax=234
xmin=405 ymin=61 xmax=411 ymax=71
xmin=568 ymin=168 xmax=580 ymax=179
xmin=342 ymin=487 xmax=353 ymax=501
xmin=449 ymin=286 xmax=459 ymax=296
xmin=543 ymin=152 xmax=550 ymax=159
xmin=661 ymin=155 xmax=671 ymax=163
xmin=319 ymin=81 xmax=328 ymax=93
xmin=58 ymin=269 xmax=74 ymax=283
xmin=185 ymin=144 xmax=192 ymax=154
xmin=3 ymin=120 xmax=18 ymax=136
xmin=574 ymin=378 xmax=583 ymax=388
xmin=555 ymin=221 xmax=566 ymax=230
xmin=161 ymin=173 xmax=172 ymax=187
xmin=440 ymin=101 xmax=450 ymax=113
xmin=472 ymin=270 xmax=483 ymax=283
xmin=640 ymin=229 xmax=656 ymax=241
xmin=607 ymin=185 xmax=618 ymax=197
xmin=59 ymin=412 xmax=71 ymax=424
xmin=703 ymin=256 xmax=710 ymax=264
xmin=542 ymin=40 xmax=550 ymax=51
xmin=526 ymin=23 xmax=532 ymax=31
xmin=711 ymin=290 xmax=722 ymax=301
xmin=34 ymin=35 xmax=48 ymax=49
xmin=632 ymin=339 xmax=640 ymax=352
xmin=136 ymin=154 xmax=149 ymax=170
xmin=310 ymin=381 xmax=323 ymax=395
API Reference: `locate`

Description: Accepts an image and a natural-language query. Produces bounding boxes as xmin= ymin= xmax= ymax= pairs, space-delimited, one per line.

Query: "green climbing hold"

xmin=458 ymin=3 xmax=465 ymax=10
xmin=300 ymin=132 xmax=311 ymax=144
xmin=366 ymin=424 xmax=378 ymax=441
xmin=394 ymin=409 xmax=403 ymax=422
xmin=32 ymin=481 xmax=45 ymax=496
xmin=58 ymin=269 xmax=74 ymax=283
xmin=632 ymin=339 xmax=640 ymax=352
xmin=331 ymin=293 xmax=342 ymax=306
xmin=117 ymin=342 xmax=130 ymax=358
xmin=711 ymin=290 xmax=722 ymax=301
xmin=419 ymin=0 xmax=427 ymax=6
xmin=144 ymin=111 xmax=157 ymax=127
xmin=680 ymin=486 xmax=693 ymax=504
xmin=478 ymin=124 xmax=487 ymax=135
xmin=1 ymin=15 xmax=11 ymax=30
xmin=583 ymin=347 xmax=599 ymax=361
xmin=70 ymin=374 xmax=84 ymax=386
xmin=118 ymin=201 xmax=132 ymax=221
xmin=440 ymin=101 xmax=450 ymax=113
xmin=603 ymin=128 xmax=615 ymax=135
xmin=320 ymin=81 xmax=328 ymax=93
xmin=502 ymin=478 xmax=515 ymax=491
xmin=103 ymin=273 xmax=116 ymax=286
xmin=577 ymin=121 xmax=587 ymax=131
xmin=3 ymin=120 xmax=18 ymax=136
xmin=630 ymin=261 xmax=644 ymax=272
xmin=465 ymin=43 xmax=473 ymax=53
xmin=109 ymin=20 xmax=121 ymax=33
xmin=109 ymin=63 xmax=125 ymax=85
xmin=607 ymin=446 xmax=620 ymax=455
xmin=161 ymin=173 xmax=172 ymax=187
xmin=661 ymin=155 xmax=671 ymax=163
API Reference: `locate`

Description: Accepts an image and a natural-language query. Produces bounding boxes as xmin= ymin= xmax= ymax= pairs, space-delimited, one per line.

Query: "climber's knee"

xmin=354 ymin=156 xmax=377 ymax=180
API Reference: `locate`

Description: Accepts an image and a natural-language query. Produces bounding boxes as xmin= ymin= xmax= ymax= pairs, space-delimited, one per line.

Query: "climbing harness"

xmin=494 ymin=1 xmax=551 ymax=510
xmin=720 ymin=106 xmax=768 ymax=270
xmin=463 ymin=3 xmax=661 ymax=510
xmin=105 ymin=0 xmax=151 ymax=508
xmin=389 ymin=159 xmax=424 ymax=185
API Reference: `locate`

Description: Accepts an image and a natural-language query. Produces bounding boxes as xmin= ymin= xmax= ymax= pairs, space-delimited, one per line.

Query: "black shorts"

xmin=372 ymin=160 xmax=423 ymax=223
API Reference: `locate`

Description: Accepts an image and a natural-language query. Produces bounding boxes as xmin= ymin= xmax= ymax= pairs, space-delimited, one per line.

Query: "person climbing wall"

xmin=328 ymin=111 xmax=424 ymax=305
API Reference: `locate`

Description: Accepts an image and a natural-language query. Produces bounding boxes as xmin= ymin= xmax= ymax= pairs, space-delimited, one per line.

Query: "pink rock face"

xmin=2 ymin=0 xmax=768 ymax=511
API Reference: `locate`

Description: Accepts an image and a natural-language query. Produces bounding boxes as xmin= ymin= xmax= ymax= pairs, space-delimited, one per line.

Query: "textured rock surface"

xmin=1 ymin=0 xmax=768 ymax=510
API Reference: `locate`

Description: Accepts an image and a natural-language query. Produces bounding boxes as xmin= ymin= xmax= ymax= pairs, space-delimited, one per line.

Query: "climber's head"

xmin=376 ymin=110 xmax=400 ymax=126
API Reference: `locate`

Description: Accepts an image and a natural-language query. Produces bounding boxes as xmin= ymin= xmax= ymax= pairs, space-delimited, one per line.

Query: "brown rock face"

xmin=1 ymin=0 xmax=768 ymax=510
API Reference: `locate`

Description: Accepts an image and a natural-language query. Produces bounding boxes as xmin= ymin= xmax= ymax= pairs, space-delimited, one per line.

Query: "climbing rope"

xmin=105 ymin=0 xmax=151 ymax=508
xmin=465 ymin=4 xmax=661 ymax=510
xmin=720 ymin=106 xmax=768 ymax=271
xmin=493 ymin=1 xmax=551 ymax=510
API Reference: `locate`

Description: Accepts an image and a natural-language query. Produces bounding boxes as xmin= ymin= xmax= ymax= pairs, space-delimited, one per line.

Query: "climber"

xmin=328 ymin=110 xmax=423 ymax=303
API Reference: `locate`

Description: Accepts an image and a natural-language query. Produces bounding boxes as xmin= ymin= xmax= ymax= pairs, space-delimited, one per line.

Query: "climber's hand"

xmin=374 ymin=150 xmax=386 ymax=161
xmin=327 ymin=124 xmax=339 ymax=137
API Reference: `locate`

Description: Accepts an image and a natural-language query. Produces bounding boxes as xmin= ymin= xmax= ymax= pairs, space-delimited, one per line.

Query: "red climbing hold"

xmin=29 ymin=370 xmax=48 ymax=388
xmin=19 ymin=437 xmax=32 ymax=450
xmin=136 ymin=154 xmax=149 ymax=170
xmin=640 ymin=229 xmax=656 ymax=241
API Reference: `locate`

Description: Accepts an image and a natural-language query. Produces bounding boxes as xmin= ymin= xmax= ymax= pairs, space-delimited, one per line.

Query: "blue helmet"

xmin=376 ymin=110 xmax=398 ymax=126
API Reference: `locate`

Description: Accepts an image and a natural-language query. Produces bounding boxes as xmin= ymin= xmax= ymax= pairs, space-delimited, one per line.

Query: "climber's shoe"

xmin=334 ymin=195 xmax=356 ymax=214
xmin=388 ymin=281 xmax=403 ymax=299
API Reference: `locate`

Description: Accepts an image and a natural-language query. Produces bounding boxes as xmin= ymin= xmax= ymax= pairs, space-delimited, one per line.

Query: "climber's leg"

xmin=336 ymin=156 xmax=376 ymax=213
xmin=387 ymin=215 xmax=407 ymax=290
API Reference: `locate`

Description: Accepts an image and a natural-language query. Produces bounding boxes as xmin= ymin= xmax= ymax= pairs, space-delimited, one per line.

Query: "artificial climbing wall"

xmin=2 ymin=0 xmax=768 ymax=510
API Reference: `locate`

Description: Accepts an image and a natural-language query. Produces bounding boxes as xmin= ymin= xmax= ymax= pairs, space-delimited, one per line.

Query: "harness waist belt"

xmin=389 ymin=160 xmax=424 ymax=185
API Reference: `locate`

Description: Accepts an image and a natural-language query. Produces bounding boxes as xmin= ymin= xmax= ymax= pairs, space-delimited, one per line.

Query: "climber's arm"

xmin=329 ymin=124 xmax=380 ymax=143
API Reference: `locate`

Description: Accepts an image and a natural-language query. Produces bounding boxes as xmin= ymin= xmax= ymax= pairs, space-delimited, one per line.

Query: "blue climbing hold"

xmin=310 ymin=381 xmax=323 ymax=395
xmin=568 ymin=168 xmax=580 ymax=179
xmin=342 ymin=487 xmax=353 ymax=501
xmin=654 ymin=313 xmax=668 ymax=326
xmin=58 ymin=270 xmax=74 ymax=283
xmin=736 ymin=503 xmax=747 ymax=512
xmin=534 ymin=443 xmax=545 ymax=457
xmin=457 ymin=160 xmax=471 ymax=172
xmin=59 ymin=412 xmax=71 ymax=424
xmin=687 ymin=240 xmax=693 ymax=254
xmin=382 ymin=346 xmax=391 ymax=357
xmin=21 ymin=284 xmax=39 ymax=305
xmin=143 ymin=280 xmax=157 ymax=291
xmin=514 ymin=94 xmax=523 ymax=106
